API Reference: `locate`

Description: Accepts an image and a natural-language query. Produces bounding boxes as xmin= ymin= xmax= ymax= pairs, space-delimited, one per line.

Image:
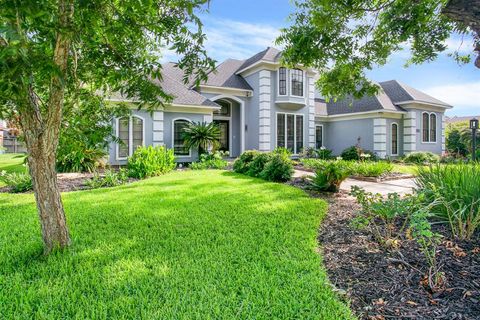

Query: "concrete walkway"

xmin=294 ymin=169 xmax=416 ymax=195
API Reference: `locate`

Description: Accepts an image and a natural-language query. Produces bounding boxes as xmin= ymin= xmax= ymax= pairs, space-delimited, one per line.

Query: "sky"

xmin=165 ymin=0 xmax=479 ymax=116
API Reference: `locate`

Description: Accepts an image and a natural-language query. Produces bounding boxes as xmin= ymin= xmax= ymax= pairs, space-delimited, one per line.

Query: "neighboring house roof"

xmin=379 ymin=80 xmax=452 ymax=108
xmin=445 ymin=115 xmax=480 ymax=124
xmin=236 ymin=47 xmax=282 ymax=73
xmin=201 ymin=59 xmax=253 ymax=91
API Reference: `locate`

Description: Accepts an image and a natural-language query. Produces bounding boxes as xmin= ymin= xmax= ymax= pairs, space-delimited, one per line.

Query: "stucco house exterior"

xmin=108 ymin=47 xmax=452 ymax=164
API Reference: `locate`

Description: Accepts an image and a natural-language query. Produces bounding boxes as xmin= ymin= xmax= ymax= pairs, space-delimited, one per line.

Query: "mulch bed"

xmin=0 ymin=172 xmax=95 ymax=193
xmin=318 ymin=195 xmax=480 ymax=320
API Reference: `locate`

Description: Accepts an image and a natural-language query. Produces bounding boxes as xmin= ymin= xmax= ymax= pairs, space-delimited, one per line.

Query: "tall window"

xmin=213 ymin=100 xmax=231 ymax=117
xmin=422 ymin=113 xmax=429 ymax=142
xmin=315 ymin=125 xmax=323 ymax=149
xmin=430 ymin=114 xmax=437 ymax=142
xmin=117 ymin=116 xmax=144 ymax=159
xmin=422 ymin=112 xmax=437 ymax=142
xmin=173 ymin=119 xmax=190 ymax=156
xmin=277 ymin=113 xmax=285 ymax=147
xmin=296 ymin=115 xmax=304 ymax=152
xmin=291 ymin=69 xmax=304 ymax=96
xmin=278 ymin=67 xmax=287 ymax=95
xmin=276 ymin=113 xmax=303 ymax=154
xmin=391 ymin=123 xmax=398 ymax=155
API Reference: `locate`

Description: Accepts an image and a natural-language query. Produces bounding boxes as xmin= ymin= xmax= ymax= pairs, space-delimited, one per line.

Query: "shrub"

xmin=350 ymin=186 xmax=415 ymax=246
xmin=273 ymin=147 xmax=292 ymax=157
xmin=416 ymin=163 xmax=480 ymax=239
xmin=403 ymin=151 xmax=439 ymax=164
xmin=56 ymin=143 xmax=107 ymax=173
xmin=232 ymin=150 xmax=259 ymax=174
xmin=315 ymin=147 xmax=333 ymax=160
xmin=0 ymin=171 xmax=33 ymax=193
xmin=86 ymin=169 xmax=129 ymax=189
xmin=351 ymin=161 xmax=394 ymax=177
xmin=127 ymin=146 xmax=176 ymax=179
xmin=341 ymin=146 xmax=360 ymax=161
xmin=299 ymin=147 xmax=316 ymax=158
xmin=300 ymin=158 xmax=329 ymax=171
xmin=259 ymin=154 xmax=294 ymax=182
xmin=309 ymin=160 xmax=351 ymax=192
xmin=247 ymin=153 xmax=273 ymax=177
xmin=190 ymin=151 xmax=228 ymax=170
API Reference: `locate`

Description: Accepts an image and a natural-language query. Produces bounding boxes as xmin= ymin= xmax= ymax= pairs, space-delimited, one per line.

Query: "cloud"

xmin=422 ymin=82 xmax=480 ymax=116
xmin=159 ymin=17 xmax=281 ymax=63
xmin=202 ymin=17 xmax=281 ymax=62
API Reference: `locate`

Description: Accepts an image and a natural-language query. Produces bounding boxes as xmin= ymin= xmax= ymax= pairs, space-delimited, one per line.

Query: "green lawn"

xmin=0 ymin=170 xmax=352 ymax=319
xmin=392 ymin=163 xmax=421 ymax=175
xmin=0 ymin=153 xmax=27 ymax=187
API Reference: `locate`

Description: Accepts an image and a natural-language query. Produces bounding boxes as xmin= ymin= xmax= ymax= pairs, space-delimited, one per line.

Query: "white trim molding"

xmin=258 ymin=70 xmax=272 ymax=151
xmin=373 ymin=118 xmax=387 ymax=159
xmin=152 ymin=111 xmax=164 ymax=146
xmin=308 ymin=76 xmax=316 ymax=148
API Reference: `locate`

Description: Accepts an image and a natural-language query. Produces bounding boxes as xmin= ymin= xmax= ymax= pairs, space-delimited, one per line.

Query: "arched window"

xmin=173 ymin=119 xmax=190 ymax=156
xmin=422 ymin=112 xmax=429 ymax=142
xmin=391 ymin=123 xmax=398 ymax=155
xmin=213 ymin=100 xmax=231 ymax=117
xmin=117 ymin=116 xmax=144 ymax=159
xmin=430 ymin=114 xmax=437 ymax=142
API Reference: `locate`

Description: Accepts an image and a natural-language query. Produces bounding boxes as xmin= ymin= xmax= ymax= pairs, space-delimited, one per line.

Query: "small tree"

xmin=0 ymin=0 xmax=214 ymax=253
xmin=182 ymin=121 xmax=220 ymax=156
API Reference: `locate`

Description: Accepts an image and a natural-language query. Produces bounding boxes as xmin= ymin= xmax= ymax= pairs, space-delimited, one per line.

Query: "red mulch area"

xmin=319 ymin=195 xmax=480 ymax=320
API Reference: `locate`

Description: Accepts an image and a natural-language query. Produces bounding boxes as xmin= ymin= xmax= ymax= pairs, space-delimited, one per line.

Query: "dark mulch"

xmin=318 ymin=196 xmax=480 ymax=320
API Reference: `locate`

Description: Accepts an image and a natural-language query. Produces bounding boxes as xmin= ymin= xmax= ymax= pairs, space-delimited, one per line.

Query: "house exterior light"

xmin=470 ymin=118 xmax=479 ymax=130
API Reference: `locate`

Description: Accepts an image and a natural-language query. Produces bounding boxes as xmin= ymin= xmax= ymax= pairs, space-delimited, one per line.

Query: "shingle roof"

xmin=236 ymin=47 xmax=282 ymax=73
xmin=379 ymin=80 xmax=452 ymax=107
xmin=202 ymin=59 xmax=253 ymax=90
xmin=152 ymin=73 xmax=219 ymax=107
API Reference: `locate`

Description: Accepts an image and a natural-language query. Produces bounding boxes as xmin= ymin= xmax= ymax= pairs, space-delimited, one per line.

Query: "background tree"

xmin=277 ymin=0 xmax=479 ymax=100
xmin=446 ymin=121 xmax=480 ymax=156
xmin=0 ymin=0 xmax=214 ymax=253
xmin=182 ymin=121 xmax=221 ymax=156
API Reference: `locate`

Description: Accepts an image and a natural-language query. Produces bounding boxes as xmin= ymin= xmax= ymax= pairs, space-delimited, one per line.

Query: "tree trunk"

xmin=28 ymin=136 xmax=71 ymax=253
xmin=443 ymin=0 xmax=480 ymax=68
xmin=17 ymin=0 xmax=74 ymax=254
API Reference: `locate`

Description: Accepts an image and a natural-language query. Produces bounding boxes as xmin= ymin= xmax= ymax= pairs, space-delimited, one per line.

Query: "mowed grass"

xmin=0 ymin=170 xmax=352 ymax=319
xmin=0 ymin=153 xmax=26 ymax=187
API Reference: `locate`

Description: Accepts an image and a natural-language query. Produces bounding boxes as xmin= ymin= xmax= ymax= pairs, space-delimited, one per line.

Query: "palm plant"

xmin=182 ymin=121 xmax=221 ymax=156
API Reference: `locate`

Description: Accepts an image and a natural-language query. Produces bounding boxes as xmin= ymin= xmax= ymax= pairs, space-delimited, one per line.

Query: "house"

xmin=108 ymin=47 xmax=452 ymax=164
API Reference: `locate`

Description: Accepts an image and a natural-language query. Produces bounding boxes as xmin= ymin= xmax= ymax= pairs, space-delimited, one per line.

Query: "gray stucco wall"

xmin=323 ymin=118 xmax=374 ymax=156
xmin=414 ymin=109 xmax=443 ymax=154
xmin=243 ymin=72 xmax=260 ymax=151
xmin=385 ymin=118 xmax=404 ymax=158
xmin=109 ymin=110 xmax=207 ymax=165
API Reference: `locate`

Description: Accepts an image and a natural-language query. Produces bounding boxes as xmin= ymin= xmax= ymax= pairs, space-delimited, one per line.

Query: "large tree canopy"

xmin=0 ymin=0 xmax=214 ymax=253
xmin=277 ymin=0 xmax=479 ymax=100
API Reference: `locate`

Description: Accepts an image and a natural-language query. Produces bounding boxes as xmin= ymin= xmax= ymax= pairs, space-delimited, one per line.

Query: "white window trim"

xmin=172 ymin=118 xmax=192 ymax=158
xmin=290 ymin=68 xmax=305 ymax=98
xmin=275 ymin=112 xmax=304 ymax=155
xmin=115 ymin=115 xmax=145 ymax=161
xmin=391 ymin=122 xmax=399 ymax=156
xmin=315 ymin=125 xmax=324 ymax=149
xmin=421 ymin=111 xmax=437 ymax=144
xmin=277 ymin=67 xmax=288 ymax=96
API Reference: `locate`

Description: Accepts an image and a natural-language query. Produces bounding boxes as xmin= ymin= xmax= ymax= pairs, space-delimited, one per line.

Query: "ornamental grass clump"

xmin=309 ymin=160 xmax=351 ymax=192
xmin=416 ymin=163 xmax=480 ymax=239
xmin=0 ymin=170 xmax=33 ymax=193
xmin=351 ymin=161 xmax=394 ymax=177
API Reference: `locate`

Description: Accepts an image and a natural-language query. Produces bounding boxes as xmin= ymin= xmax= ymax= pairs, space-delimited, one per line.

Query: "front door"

xmin=214 ymin=120 xmax=229 ymax=153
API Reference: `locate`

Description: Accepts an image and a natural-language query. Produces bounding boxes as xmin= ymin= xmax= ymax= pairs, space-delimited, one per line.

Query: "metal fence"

xmin=2 ymin=138 xmax=27 ymax=153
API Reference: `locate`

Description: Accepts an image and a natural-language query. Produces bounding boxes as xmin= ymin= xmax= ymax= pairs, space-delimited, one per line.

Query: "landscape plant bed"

xmin=319 ymin=195 xmax=480 ymax=320
xmin=0 ymin=172 xmax=137 ymax=193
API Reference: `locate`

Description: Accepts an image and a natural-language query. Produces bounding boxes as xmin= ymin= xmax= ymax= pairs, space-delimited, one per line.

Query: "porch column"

xmin=373 ymin=118 xmax=387 ymax=159
xmin=403 ymin=110 xmax=417 ymax=154
xmin=240 ymin=102 xmax=245 ymax=153
xmin=258 ymin=70 xmax=271 ymax=152
xmin=152 ymin=111 xmax=164 ymax=146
